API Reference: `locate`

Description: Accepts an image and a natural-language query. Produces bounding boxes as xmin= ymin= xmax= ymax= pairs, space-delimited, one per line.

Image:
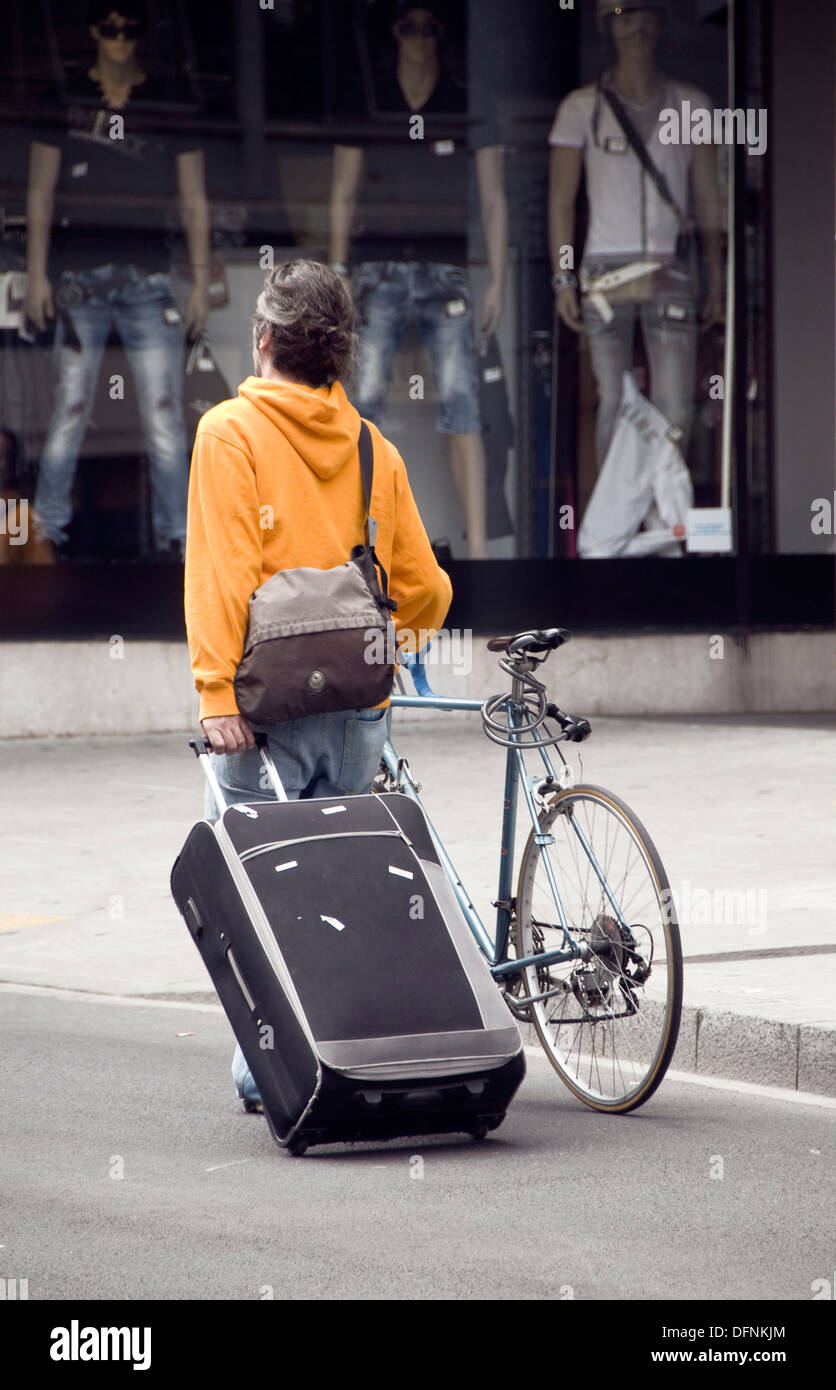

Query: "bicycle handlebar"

xmin=399 ymin=649 xmax=437 ymax=698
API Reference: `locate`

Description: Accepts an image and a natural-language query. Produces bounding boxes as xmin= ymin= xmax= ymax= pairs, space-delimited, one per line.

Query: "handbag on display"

xmin=583 ymin=81 xmax=699 ymax=314
xmin=233 ymin=422 xmax=399 ymax=724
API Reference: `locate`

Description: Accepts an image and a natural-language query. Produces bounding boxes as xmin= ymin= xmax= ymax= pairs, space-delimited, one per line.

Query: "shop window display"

xmin=0 ymin=0 xmax=802 ymax=632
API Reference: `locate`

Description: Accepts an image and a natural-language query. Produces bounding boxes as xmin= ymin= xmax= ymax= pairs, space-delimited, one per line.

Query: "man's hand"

xmin=184 ymin=284 xmax=209 ymax=340
xmin=555 ymin=286 xmax=583 ymax=334
xmin=201 ymin=714 xmax=255 ymax=754
xmin=480 ymin=280 xmax=504 ymax=340
xmin=24 ymin=275 xmax=54 ymax=332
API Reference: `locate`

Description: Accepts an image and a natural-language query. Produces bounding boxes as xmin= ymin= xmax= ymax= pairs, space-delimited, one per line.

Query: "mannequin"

xmin=330 ymin=2 xmax=507 ymax=559
xmin=548 ymin=0 xmax=723 ymax=471
xmin=26 ymin=3 xmax=209 ymax=559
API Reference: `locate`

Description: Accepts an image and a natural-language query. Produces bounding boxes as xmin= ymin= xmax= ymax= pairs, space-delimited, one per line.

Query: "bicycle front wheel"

xmin=515 ymin=784 xmax=682 ymax=1112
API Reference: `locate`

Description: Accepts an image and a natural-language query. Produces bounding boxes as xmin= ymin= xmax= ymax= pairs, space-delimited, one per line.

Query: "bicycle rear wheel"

xmin=514 ymin=784 xmax=682 ymax=1112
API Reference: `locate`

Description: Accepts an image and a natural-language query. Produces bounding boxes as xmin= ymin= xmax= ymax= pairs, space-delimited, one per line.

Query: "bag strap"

xmin=358 ymin=420 xmax=376 ymax=547
xmin=600 ymin=81 xmax=685 ymax=224
xmin=356 ymin=419 xmax=395 ymax=606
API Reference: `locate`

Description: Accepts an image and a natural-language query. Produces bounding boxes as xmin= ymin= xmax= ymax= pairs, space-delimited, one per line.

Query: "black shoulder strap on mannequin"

xmin=357 ymin=419 xmax=395 ymax=607
xmin=600 ymin=81 xmax=684 ymax=223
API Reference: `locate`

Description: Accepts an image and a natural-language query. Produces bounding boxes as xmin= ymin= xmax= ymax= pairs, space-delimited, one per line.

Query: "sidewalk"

xmin=1 ymin=715 xmax=834 ymax=1095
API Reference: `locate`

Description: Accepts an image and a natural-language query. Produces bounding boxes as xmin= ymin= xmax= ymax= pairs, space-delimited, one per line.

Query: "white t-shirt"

xmin=549 ymin=78 xmax=711 ymax=260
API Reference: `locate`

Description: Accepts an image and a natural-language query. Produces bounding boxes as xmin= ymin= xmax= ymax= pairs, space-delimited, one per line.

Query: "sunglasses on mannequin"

xmin=394 ymin=20 xmax=443 ymax=39
xmin=96 ymin=20 xmax=144 ymax=39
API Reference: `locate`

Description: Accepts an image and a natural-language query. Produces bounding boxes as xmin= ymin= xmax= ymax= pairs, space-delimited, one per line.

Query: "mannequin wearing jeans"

xmin=548 ymin=0 xmax=723 ymax=470
xmin=25 ymin=3 xmax=209 ymax=555
xmin=330 ymin=3 xmax=507 ymax=558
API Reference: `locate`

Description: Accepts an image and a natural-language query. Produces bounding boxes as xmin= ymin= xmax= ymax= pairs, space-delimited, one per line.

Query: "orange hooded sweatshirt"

xmin=185 ymin=376 xmax=452 ymax=722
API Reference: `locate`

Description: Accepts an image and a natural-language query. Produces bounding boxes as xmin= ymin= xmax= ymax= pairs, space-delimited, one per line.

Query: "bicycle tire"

xmin=514 ymin=784 xmax=682 ymax=1113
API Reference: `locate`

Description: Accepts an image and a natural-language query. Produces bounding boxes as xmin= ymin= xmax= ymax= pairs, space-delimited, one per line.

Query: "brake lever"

xmin=546 ymin=705 xmax=592 ymax=743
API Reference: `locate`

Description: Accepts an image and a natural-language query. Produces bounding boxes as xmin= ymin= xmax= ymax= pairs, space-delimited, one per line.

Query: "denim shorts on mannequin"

xmin=352 ymin=261 xmax=481 ymax=435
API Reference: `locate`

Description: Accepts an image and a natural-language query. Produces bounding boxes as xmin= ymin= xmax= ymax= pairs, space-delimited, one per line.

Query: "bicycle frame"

xmin=384 ymin=660 xmax=589 ymax=984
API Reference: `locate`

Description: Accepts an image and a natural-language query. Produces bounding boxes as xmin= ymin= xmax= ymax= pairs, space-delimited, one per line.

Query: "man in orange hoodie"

xmin=184 ymin=259 xmax=452 ymax=1109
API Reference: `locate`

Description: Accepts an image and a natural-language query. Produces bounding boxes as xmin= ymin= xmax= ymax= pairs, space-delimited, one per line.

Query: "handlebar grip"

xmin=400 ymin=648 xmax=437 ymax=698
xmin=409 ymin=662 xmax=434 ymax=698
xmin=191 ymin=732 xmax=269 ymax=756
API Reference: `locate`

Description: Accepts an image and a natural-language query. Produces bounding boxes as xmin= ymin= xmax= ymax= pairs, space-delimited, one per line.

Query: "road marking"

xmin=3 ymin=984 xmax=833 ymax=1109
xmin=522 ymin=1046 xmax=836 ymax=1108
xmin=8 ymin=836 xmax=93 ymax=850
xmin=0 ymin=982 xmax=223 ymax=1012
xmin=205 ymin=1159 xmax=254 ymax=1172
xmin=663 ymin=1067 xmax=836 ymax=1108
xmin=0 ymin=913 xmax=63 ymax=933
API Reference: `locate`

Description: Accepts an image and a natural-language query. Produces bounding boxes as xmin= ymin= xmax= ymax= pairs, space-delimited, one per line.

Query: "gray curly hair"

xmin=252 ymin=260 xmax=357 ymax=388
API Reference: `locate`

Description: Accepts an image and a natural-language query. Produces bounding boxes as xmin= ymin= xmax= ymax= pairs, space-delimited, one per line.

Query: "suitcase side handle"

xmin=189 ymin=733 xmax=289 ymax=814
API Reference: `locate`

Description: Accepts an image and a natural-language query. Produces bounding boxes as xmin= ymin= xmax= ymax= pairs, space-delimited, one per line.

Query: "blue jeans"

xmin=353 ymin=261 xmax=481 ymax=435
xmin=203 ymin=707 xmax=391 ymax=1104
xmin=582 ymin=260 xmax=698 ymax=470
xmin=34 ymin=265 xmax=188 ymax=547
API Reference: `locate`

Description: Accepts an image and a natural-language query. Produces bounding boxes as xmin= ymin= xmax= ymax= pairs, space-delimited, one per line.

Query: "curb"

xmin=5 ymin=978 xmax=833 ymax=1102
xmin=673 ymin=1005 xmax=836 ymax=1098
xmin=123 ymin=989 xmax=836 ymax=1102
xmin=518 ymin=1004 xmax=836 ymax=1100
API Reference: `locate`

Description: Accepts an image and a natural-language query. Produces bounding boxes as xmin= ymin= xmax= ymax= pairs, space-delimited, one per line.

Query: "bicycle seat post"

xmin=510 ymin=658 xmax=535 ymax=708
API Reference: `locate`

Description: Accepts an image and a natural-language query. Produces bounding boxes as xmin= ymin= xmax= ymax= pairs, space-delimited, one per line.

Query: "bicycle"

xmin=377 ymin=626 xmax=683 ymax=1113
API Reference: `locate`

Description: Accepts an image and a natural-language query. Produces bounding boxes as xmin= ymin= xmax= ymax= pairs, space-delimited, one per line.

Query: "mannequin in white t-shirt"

xmin=548 ymin=0 xmax=724 ymax=471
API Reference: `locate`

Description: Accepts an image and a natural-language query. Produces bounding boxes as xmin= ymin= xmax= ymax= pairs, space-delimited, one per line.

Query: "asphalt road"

xmin=1 ymin=989 xmax=833 ymax=1302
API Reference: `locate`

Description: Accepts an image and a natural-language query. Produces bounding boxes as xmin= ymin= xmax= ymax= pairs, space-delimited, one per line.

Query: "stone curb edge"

xmin=519 ymin=1005 xmax=836 ymax=1098
xmin=5 ymin=980 xmax=833 ymax=1101
xmin=139 ymin=990 xmax=834 ymax=1102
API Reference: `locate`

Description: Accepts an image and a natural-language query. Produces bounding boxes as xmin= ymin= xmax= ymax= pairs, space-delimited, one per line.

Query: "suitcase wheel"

xmin=468 ymin=1123 xmax=489 ymax=1142
xmin=286 ymin=1135 xmax=308 ymax=1157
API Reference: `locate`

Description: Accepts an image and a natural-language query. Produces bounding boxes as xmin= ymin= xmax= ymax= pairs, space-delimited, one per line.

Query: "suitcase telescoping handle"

xmin=189 ymin=731 xmax=289 ymax=817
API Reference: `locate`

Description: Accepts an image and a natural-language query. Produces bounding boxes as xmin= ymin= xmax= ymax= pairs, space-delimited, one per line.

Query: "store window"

xmin=0 ymin=0 xmax=818 ymax=633
xmin=548 ymin=0 xmax=750 ymax=560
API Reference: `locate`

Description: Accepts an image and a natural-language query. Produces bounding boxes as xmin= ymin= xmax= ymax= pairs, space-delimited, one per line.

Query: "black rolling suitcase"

xmin=171 ymin=737 xmax=525 ymax=1154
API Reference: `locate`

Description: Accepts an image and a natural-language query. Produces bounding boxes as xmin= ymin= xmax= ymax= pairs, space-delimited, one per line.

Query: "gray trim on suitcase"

xmin=212 ymin=812 xmax=324 ymax=1134
xmin=317 ymin=1027 xmax=523 ymax=1078
xmin=420 ymin=860 xmax=522 ymax=1039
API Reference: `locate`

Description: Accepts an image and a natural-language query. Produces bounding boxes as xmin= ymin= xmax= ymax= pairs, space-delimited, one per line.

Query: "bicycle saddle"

xmin=487 ymin=629 xmax=571 ymax=654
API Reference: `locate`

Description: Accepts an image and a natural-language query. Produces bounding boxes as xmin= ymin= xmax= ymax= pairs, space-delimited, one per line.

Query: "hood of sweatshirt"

xmin=237 ymin=376 xmax=361 ymax=481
